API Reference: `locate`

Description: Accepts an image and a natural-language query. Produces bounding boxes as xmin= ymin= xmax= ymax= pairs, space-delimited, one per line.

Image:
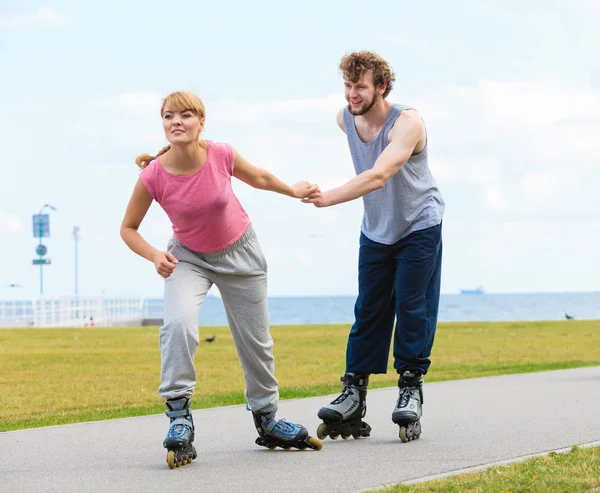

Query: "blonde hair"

xmin=135 ymin=91 xmax=206 ymax=169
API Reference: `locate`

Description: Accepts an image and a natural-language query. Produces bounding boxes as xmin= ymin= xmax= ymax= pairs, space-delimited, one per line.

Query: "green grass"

xmin=0 ymin=320 xmax=599 ymax=432
xmin=374 ymin=445 xmax=600 ymax=493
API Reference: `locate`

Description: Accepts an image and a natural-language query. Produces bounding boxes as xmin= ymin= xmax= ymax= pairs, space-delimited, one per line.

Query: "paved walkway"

xmin=1 ymin=366 xmax=599 ymax=493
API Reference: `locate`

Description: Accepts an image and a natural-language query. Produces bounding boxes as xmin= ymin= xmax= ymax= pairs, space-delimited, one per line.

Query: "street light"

xmin=40 ymin=204 xmax=56 ymax=215
xmin=73 ymin=226 xmax=80 ymax=295
xmin=32 ymin=204 xmax=56 ymax=295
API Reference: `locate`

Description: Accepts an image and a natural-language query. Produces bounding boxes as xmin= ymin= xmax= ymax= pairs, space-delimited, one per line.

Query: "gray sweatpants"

xmin=158 ymin=226 xmax=279 ymax=415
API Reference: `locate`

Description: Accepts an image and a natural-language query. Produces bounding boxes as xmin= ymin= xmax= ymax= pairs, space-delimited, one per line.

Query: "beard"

xmin=347 ymin=92 xmax=379 ymax=116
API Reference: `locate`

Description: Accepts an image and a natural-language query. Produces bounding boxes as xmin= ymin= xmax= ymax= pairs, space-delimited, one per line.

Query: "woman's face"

xmin=162 ymin=108 xmax=204 ymax=145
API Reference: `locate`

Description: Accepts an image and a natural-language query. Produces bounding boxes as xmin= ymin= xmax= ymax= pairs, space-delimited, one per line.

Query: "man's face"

xmin=344 ymin=69 xmax=382 ymax=116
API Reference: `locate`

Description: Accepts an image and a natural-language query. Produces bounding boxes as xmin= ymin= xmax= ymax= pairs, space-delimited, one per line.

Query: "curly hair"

xmin=339 ymin=51 xmax=395 ymax=98
xmin=135 ymin=91 xmax=206 ymax=169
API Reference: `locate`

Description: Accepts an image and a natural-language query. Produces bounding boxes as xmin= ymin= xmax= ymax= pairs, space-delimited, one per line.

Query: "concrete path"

xmin=1 ymin=366 xmax=599 ymax=493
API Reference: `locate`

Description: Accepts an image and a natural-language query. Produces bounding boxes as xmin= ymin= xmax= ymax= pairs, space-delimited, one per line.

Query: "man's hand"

xmin=301 ymin=190 xmax=329 ymax=208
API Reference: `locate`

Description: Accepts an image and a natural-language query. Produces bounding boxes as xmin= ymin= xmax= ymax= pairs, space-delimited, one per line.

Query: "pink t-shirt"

xmin=140 ymin=140 xmax=250 ymax=252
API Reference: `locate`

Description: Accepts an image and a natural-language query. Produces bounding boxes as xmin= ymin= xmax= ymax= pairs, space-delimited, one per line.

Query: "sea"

xmin=144 ymin=292 xmax=600 ymax=325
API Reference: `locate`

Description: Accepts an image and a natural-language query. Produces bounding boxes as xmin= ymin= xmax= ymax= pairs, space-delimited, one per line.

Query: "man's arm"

xmin=303 ymin=110 xmax=424 ymax=207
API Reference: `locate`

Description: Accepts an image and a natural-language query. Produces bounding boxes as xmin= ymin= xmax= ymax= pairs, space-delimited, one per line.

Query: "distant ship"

xmin=460 ymin=286 xmax=485 ymax=295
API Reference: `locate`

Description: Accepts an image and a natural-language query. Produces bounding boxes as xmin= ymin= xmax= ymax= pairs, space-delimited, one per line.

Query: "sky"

xmin=1 ymin=0 xmax=599 ymax=299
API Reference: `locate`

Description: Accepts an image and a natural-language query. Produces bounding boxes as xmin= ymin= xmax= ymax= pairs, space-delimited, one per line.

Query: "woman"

xmin=120 ymin=91 xmax=322 ymax=468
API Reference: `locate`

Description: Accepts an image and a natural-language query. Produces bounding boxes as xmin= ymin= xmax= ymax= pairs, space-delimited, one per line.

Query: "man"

xmin=302 ymin=51 xmax=445 ymax=442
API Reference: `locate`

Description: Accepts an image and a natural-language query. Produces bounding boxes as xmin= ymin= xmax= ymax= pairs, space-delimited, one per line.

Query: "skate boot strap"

xmin=344 ymin=373 xmax=369 ymax=389
xmin=168 ymin=417 xmax=193 ymax=428
xmin=165 ymin=408 xmax=192 ymax=419
xmin=398 ymin=371 xmax=423 ymax=387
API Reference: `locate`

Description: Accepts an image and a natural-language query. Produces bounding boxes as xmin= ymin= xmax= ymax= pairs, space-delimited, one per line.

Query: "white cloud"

xmin=427 ymin=157 xmax=454 ymax=183
xmin=571 ymin=0 xmax=600 ymax=12
xmin=467 ymin=159 xmax=502 ymax=186
xmin=0 ymin=8 xmax=67 ymax=28
xmin=411 ymin=80 xmax=600 ymax=226
xmin=477 ymin=80 xmax=600 ymax=127
xmin=529 ymin=122 xmax=600 ymax=160
xmin=65 ymin=93 xmax=166 ymax=156
xmin=425 ymin=80 xmax=600 ymax=156
xmin=210 ymin=93 xmax=342 ymax=124
xmin=229 ymin=132 xmax=354 ymax=193
xmin=78 ymin=91 xmax=344 ymax=160
xmin=115 ymin=92 xmax=163 ymax=116
xmin=521 ymin=171 xmax=562 ymax=204
xmin=0 ymin=213 xmax=23 ymax=231
xmin=485 ymin=187 xmax=511 ymax=211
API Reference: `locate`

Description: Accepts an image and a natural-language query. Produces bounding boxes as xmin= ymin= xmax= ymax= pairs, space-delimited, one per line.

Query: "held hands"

xmin=291 ymin=181 xmax=320 ymax=199
xmin=301 ymin=189 xmax=328 ymax=208
xmin=292 ymin=181 xmax=329 ymax=206
xmin=152 ymin=251 xmax=179 ymax=278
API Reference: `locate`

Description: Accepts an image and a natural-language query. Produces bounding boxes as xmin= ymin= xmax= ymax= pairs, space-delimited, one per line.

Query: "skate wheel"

xmin=399 ymin=421 xmax=421 ymax=443
xmin=399 ymin=426 xmax=408 ymax=443
xmin=268 ymin=445 xmax=277 ymax=450
xmin=399 ymin=425 xmax=418 ymax=442
xmin=352 ymin=432 xmax=362 ymax=439
xmin=306 ymin=437 xmax=323 ymax=451
xmin=330 ymin=433 xmax=339 ymax=440
xmin=282 ymin=446 xmax=292 ymax=450
xmin=341 ymin=434 xmax=350 ymax=440
xmin=167 ymin=451 xmax=176 ymax=469
xmin=316 ymin=423 xmax=328 ymax=440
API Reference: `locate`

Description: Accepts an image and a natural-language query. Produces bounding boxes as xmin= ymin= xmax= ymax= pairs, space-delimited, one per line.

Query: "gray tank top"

xmin=343 ymin=103 xmax=445 ymax=244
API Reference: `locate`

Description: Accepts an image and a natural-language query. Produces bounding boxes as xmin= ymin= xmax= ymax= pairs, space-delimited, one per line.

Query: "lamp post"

xmin=73 ymin=226 xmax=80 ymax=295
xmin=72 ymin=225 xmax=80 ymax=319
xmin=32 ymin=204 xmax=56 ymax=295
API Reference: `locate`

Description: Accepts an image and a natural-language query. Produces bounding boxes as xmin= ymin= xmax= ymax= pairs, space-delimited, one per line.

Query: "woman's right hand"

xmin=152 ymin=251 xmax=179 ymax=278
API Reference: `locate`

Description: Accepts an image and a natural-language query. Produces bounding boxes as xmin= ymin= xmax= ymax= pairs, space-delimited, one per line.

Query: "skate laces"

xmin=397 ymin=387 xmax=414 ymax=408
xmin=331 ymin=385 xmax=356 ymax=405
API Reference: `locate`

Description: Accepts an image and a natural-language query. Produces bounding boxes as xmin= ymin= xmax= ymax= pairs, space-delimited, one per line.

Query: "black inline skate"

xmin=253 ymin=411 xmax=323 ymax=451
xmin=391 ymin=370 xmax=423 ymax=442
xmin=163 ymin=396 xmax=197 ymax=468
xmin=316 ymin=373 xmax=371 ymax=440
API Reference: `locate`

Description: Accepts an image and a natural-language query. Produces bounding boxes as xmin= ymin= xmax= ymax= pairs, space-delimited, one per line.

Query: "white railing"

xmin=0 ymin=296 xmax=150 ymax=328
